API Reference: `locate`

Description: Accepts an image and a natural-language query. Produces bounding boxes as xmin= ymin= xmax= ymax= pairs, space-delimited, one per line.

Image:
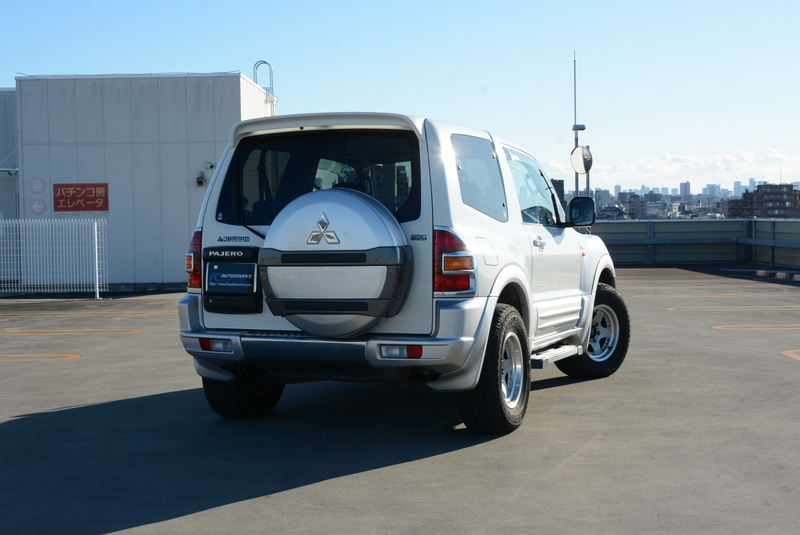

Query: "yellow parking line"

xmin=781 ymin=350 xmax=800 ymax=361
xmin=0 ymin=354 xmax=81 ymax=362
xmin=0 ymin=311 xmax=177 ymax=318
xmin=0 ymin=329 xmax=143 ymax=336
xmin=635 ymin=293 xmax=783 ymax=298
xmin=667 ymin=306 xmax=800 ymax=311
xmin=712 ymin=325 xmax=800 ymax=330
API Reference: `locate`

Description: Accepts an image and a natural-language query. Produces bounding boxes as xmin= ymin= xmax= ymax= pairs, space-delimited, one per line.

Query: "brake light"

xmin=186 ymin=228 xmax=202 ymax=289
xmin=434 ymin=229 xmax=474 ymax=293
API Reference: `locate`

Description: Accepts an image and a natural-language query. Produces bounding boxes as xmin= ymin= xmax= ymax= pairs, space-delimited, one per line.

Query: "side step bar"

xmin=530 ymin=344 xmax=582 ymax=369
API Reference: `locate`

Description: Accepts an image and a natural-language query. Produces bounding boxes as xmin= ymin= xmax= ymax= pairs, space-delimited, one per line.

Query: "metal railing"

xmin=592 ymin=219 xmax=800 ymax=269
xmin=0 ymin=219 xmax=108 ymax=297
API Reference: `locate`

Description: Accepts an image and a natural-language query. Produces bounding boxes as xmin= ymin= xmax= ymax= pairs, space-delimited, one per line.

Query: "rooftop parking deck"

xmin=1 ymin=266 xmax=799 ymax=534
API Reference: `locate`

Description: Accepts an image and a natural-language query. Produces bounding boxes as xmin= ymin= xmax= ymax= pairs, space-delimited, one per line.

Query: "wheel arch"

xmin=428 ymin=265 xmax=532 ymax=393
xmin=489 ymin=264 xmax=534 ymax=336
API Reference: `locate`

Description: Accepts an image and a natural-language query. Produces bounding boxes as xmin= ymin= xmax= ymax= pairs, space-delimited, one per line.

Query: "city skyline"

xmin=572 ymin=176 xmax=800 ymax=198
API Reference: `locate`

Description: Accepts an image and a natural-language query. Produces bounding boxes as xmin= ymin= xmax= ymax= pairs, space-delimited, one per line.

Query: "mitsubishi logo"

xmin=307 ymin=213 xmax=340 ymax=244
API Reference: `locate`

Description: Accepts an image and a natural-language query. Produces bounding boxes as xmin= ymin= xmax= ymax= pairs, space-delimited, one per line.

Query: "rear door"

xmin=201 ymin=121 xmax=433 ymax=336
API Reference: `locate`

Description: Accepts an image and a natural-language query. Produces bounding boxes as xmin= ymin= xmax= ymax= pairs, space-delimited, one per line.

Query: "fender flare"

xmin=428 ymin=264 xmax=533 ymax=392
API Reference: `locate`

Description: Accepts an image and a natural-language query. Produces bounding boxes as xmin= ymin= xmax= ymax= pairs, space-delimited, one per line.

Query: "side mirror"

xmin=566 ymin=196 xmax=596 ymax=227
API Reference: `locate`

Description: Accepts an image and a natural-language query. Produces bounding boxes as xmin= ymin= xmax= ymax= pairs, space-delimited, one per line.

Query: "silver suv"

xmin=179 ymin=112 xmax=630 ymax=434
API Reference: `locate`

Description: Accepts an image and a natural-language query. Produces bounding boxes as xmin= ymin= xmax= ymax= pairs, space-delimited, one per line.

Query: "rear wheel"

xmin=456 ymin=304 xmax=530 ymax=434
xmin=555 ymin=283 xmax=630 ymax=379
xmin=202 ymin=374 xmax=285 ymax=419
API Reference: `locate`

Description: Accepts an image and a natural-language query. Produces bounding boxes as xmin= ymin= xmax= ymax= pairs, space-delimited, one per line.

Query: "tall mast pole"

xmin=574 ymin=52 xmax=579 ymax=196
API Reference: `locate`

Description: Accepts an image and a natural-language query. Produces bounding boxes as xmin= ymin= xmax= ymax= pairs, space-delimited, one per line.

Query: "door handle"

xmin=533 ymin=237 xmax=546 ymax=250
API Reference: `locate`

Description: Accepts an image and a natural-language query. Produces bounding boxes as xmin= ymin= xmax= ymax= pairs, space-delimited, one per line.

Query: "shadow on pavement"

xmin=1 ymin=381 xmax=472 ymax=534
xmin=1 ymin=371 xmax=582 ymax=534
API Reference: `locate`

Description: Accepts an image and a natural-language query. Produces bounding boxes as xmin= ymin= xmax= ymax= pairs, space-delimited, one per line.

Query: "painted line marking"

xmin=0 ymin=329 xmax=143 ymax=336
xmin=781 ymin=350 xmax=800 ymax=361
xmin=634 ymin=293 xmax=787 ymax=298
xmin=0 ymin=354 xmax=81 ymax=362
xmin=712 ymin=325 xmax=800 ymax=331
xmin=0 ymin=311 xmax=177 ymax=318
xmin=666 ymin=306 xmax=800 ymax=311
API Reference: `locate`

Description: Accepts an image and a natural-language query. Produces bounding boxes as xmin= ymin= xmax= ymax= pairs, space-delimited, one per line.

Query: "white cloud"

xmin=543 ymin=150 xmax=800 ymax=192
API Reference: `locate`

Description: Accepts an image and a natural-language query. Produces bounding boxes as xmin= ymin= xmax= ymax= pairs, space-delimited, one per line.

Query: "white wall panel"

xmin=49 ymin=144 xmax=78 ymax=184
xmin=0 ymin=90 xmax=16 ymax=168
xmin=18 ymin=80 xmax=49 ymax=144
xmin=103 ymin=79 xmax=132 ymax=144
xmin=159 ymin=143 xmax=189 ymax=282
xmin=214 ymin=76 xmax=240 ymax=141
xmin=158 ymin=77 xmax=187 ymax=143
xmin=47 ymin=79 xmax=77 ymax=144
xmin=18 ymin=144 xmax=49 ymax=217
xmin=76 ymin=144 xmax=104 ymax=185
xmin=131 ymin=78 xmax=159 ymax=143
xmin=105 ymin=143 xmax=134 ymax=284
xmin=131 ymin=142 xmax=162 ymax=283
xmin=187 ymin=77 xmax=214 ymax=143
xmin=187 ymin=141 xmax=215 ymax=224
xmin=76 ymin=79 xmax=104 ymax=143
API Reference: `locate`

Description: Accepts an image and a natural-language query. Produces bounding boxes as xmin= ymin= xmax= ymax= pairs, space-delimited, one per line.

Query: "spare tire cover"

xmin=259 ymin=189 xmax=412 ymax=337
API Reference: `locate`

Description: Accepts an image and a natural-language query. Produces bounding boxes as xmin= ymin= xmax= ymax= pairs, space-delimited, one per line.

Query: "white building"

xmin=1 ymin=72 xmax=275 ymax=290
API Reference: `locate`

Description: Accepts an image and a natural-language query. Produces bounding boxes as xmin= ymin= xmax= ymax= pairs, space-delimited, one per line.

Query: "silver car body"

xmin=179 ymin=112 xmax=616 ymax=392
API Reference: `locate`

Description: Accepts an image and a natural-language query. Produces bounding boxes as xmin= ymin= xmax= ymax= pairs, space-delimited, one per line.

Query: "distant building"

xmin=594 ymin=188 xmax=612 ymax=208
xmin=551 ymin=179 xmax=566 ymax=208
xmin=624 ymin=194 xmax=647 ymax=219
xmin=643 ymin=190 xmax=662 ymax=202
xmin=680 ymin=181 xmax=691 ymax=196
xmin=726 ymin=184 xmax=800 ymax=218
xmin=597 ymin=206 xmax=627 ymax=220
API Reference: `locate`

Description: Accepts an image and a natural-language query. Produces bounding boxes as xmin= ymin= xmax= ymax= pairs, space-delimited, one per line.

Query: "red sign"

xmin=53 ymin=183 xmax=109 ymax=212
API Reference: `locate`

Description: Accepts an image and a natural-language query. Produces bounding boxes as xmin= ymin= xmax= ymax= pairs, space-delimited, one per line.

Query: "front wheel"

xmin=556 ymin=283 xmax=630 ymax=379
xmin=202 ymin=373 xmax=285 ymax=419
xmin=456 ymin=304 xmax=530 ymax=435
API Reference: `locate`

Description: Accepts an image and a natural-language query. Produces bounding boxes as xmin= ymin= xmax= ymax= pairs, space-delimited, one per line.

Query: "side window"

xmin=504 ymin=147 xmax=557 ymax=226
xmin=451 ymin=135 xmax=508 ymax=222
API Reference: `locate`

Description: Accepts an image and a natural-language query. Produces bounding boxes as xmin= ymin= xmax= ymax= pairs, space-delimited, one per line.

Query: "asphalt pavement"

xmin=1 ymin=266 xmax=799 ymax=534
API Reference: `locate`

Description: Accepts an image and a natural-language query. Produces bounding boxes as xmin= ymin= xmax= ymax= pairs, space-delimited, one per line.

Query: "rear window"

xmin=215 ymin=129 xmax=421 ymax=226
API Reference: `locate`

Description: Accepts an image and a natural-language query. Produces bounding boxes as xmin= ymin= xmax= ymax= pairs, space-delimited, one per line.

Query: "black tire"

xmin=456 ymin=304 xmax=530 ymax=435
xmin=555 ymin=283 xmax=630 ymax=379
xmin=202 ymin=374 xmax=285 ymax=419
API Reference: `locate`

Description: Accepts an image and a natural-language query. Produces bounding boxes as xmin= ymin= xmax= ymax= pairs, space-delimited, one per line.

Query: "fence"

xmin=592 ymin=219 xmax=800 ymax=269
xmin=0 ymin=219 xmax=108 ymax=297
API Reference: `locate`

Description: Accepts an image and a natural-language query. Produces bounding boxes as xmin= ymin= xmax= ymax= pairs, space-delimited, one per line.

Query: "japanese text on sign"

xmin=53 ymin=183 xmax=109 ymax=212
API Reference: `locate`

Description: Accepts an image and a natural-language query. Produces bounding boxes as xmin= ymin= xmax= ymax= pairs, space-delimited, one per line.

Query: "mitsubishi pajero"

xmin=179 ymin=113 xmax=630 ymax=434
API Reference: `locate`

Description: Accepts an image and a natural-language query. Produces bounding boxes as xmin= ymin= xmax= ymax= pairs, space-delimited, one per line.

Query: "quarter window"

xmin=451 ymin=135 xmax=508 ymax=222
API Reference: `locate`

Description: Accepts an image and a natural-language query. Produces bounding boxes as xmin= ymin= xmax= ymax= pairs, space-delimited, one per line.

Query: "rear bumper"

xmin=178 ymin=293 xmax=493 ymax=391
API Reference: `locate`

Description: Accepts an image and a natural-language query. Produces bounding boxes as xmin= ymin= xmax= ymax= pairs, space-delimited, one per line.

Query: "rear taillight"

xmin=185 ymin=228 xmax=202 ymax=290
xmin=434 ymin=229 xmax=474 ymax=294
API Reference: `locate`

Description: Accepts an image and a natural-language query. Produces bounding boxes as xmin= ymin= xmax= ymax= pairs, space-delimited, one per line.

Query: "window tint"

xmin=504 ymin=147 xmax=557 ymax=226
xmin=216 ymin=130 xmax=421 ymax=226
xmin=451 ymin=135 xmax=507 ymax=222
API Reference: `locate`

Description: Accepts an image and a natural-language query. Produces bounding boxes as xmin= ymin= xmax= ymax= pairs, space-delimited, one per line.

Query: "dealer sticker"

xmin=206 ymin=263 xmax=258 ymax=294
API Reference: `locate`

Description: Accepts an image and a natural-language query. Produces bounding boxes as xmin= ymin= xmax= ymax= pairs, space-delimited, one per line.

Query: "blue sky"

xmin=3 ymin=0 xmax=798 ymax=193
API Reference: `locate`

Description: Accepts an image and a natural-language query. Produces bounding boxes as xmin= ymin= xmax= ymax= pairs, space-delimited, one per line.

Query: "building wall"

xmin=14 ymin=73 xmax=271 ymax=288
xmin=0 ymin=89 xmax=17 ymax=219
